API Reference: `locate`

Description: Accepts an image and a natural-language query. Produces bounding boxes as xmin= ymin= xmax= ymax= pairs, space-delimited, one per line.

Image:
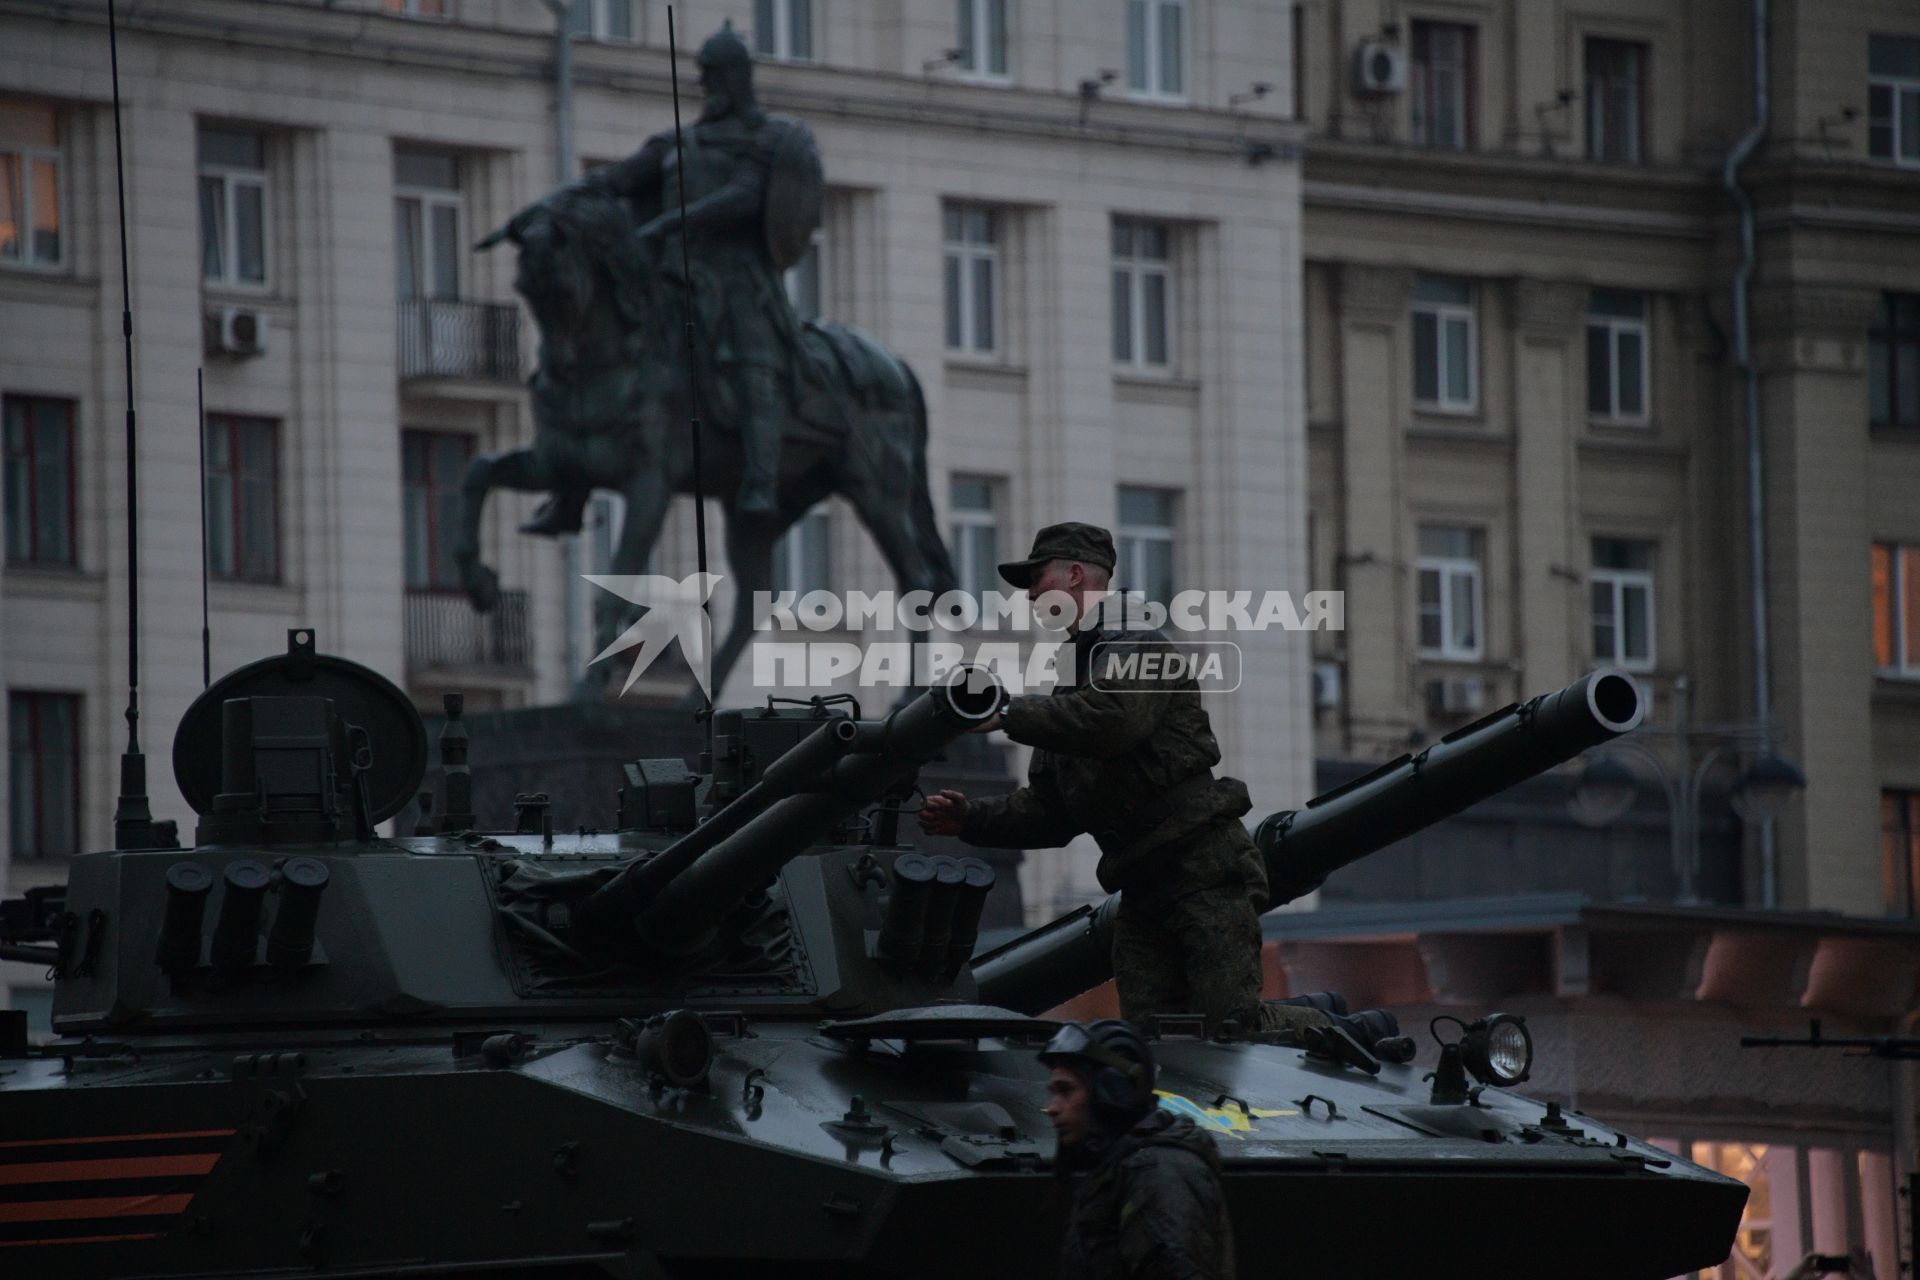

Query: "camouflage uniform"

xmin=1057 ymin=1107 xmax=1236 ymax=1280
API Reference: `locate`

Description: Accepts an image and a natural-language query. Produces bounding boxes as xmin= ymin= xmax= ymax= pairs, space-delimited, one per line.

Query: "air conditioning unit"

xmin=1426 ymin=676 xmax=1487 ymax=717
xmin=1312 ymin=660 xmax=1342 ymax=711
xmin=1351 ymin=39 xmax=1408 ymax=95
xmin=205 ymin=306 xmax=270 ymax=358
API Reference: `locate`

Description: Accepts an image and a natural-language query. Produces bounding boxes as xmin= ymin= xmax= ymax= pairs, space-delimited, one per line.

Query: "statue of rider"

xmin=522 ymin=21 xmax=820 ymax=533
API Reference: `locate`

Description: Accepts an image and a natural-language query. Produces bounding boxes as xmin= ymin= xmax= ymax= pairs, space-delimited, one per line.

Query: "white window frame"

xmin=753 ymin=0 xmax=815 ymax=63
xmin=956 ymin=0 xmax=1010 ymax=82
xmin=943 ymin=204 xmax=999 ymax=358
xmin=1412 ymin=279 xmax=1477 ymax=413
xmin=1588 ymin=293 xmax=1650 ymax=424
xmin=1125 ymin=0 xmax=1186 ymax=102
xmin=1417 ymin=529 xmax=1484 ymax=661
xmin=774 ymin=504 xmax=832 ymax=597
xmin=1116 ymin=486 xmax=1178 ymax=605
xmin=565 ymin=0 xmax=634 ymax=42
xmin=1870 ymin=37 xmax=1920 ymax=168
xmin=1583 ymin=37 xmax=1647 ymax=165
xmin=1113 ymin=217 xmax=1173 ymax=372
xmin=0 ymin=127 xmax=63 ymax=271
xmin=784 ymin=227 xmax=825 ymax=322
xmin=949 ymin=474 xmax=1002 ymax=604
xmin=1591 ymin=541 xmax=1656 ymax=673
xmin=394 ymin=181 xmax=462 ymax=302
xmin=199 ymin=130 xmax=270 ymax=292
xmin=1411 ymin=20 xmax=1473 ymax=149
xmin=1880 ymin=543 xmax=1920 ymax=677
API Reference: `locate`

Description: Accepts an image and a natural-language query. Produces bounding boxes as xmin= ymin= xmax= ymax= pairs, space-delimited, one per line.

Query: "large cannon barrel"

xmin=975 ymin=668 xmax=1644 ymax=1015
xmin=582 ymin=668 xmax=1006 ymax=955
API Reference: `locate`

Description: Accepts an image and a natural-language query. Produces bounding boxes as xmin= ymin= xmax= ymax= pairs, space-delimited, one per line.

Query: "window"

xmin=943 ymin=204 xmax=998 ymax=356
xmin=753 ymin=0 xmax=814 ymax=62
xmin=1126 ymin=0 xmax=1185 ymax=99
xmin=382 ymin=0 xmax=447 ymax=16
xmin=3 ymin=395 xmax=74 ymax=567
xmin=785 ymin=228 xmax=824 ymax=322
xmin=394 ymin=149 xmax=461 ymax=301
xmin=1112 ymin=218 xmax=1171 ymax=370
xmin=774 ymin=504 xmax=831 ymax=596
xmin=1411 ymin=22 xmax=1474 ymax=149
xmin=9 ymin=692 xmax=78 ymax=859
xmin=1 ymin=99 xmax=63 ymax=268
xmin=1588 ymin=289 xmax=1649 ymax=422
xmin=950 ymin=475 xmax=1002 ymax=602
xmin=1888 ymin=790 xmax=1920 ymax=917
xmin=564 ymin=0 xmax=633 ymax=41
xmin=1585 ymin=39 xmax=1647 ymax=164
xmin=957 ymin=0 xmax=1009 ymax=80
xmin=402 ymin=430 xmax=473 ymax=591
xmin=1417 ymin=525 xmax=1483 ymax=660
xmin=1117 ymin=486 xmax=1177 ymax=605
xmin=1873 ymin=542 xmax=1920 ymax=675
xmin=204 ymin=414 xmax=279 ymax=583
xmin=1591 ymin=537 xmax=1655 ymax=671
xmin=1869 ymin=35 xmax=1920 ymax=166
xmin=199 ymin=126 xmax=268 ymax=289
xmin=1412 ymin=276 xmax=1475 ymax=412
xmin=1870 ymin=293 xmax=1920 ymax=429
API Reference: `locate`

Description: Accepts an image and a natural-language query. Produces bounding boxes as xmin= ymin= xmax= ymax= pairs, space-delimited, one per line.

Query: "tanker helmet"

xmin=1041 ymin=1019 xmax=1157 ymax=1122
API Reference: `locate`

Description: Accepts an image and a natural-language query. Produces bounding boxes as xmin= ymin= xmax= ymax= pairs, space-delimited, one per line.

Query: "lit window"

xmin=199 ymin=126 xmax=269 ymax=288
xmin=1870 ymin=292 xmax=1920 ymax=428
xmin=3 ymin=395 xmax=75 ymax=567
xmin=1587 ymin=289 xmax=1649 ymax=422
xmin=1873 ymin=542 xmax=1920 ymax=675
xmin=564 ymin=0 xmax=633 ymax=41
xmin=775 ymin=504 xmax=832 ymax=596
xmin=949 ymin=475 xmax=1002 ymax=602
xmin=402 ymin=430 xmax=474 ymax=591
xmin=957 ymin=0 xmax=1010 ymax=80
xmin=1117 ymin=486 xmax=1177 ymax=606
xmin=1112 ymin=218 xmax=1172 ymax=370
xmin=1584 ymin=39 xmax=1647 ymax=164
xmin=1417 ymin=525 xmax=1483 ymax=660
xmin=8 ymin=691 xmax=79 ymax=859
xmin=0 ymin=98 xmax=63 ymax=268
xmin=753 ymin=0 xmax=814 ymax=62
xmin=203 ymin=414 xmax=279 ymax=583
xmin=785 ymin=228 xmax=824 ymax=322
xmin=943 ymin=204 xmax=998 ymax=356
xmin=382 ymin=0 xmax=448 ymax=16
xmin=1125 ymin=0 xmax=1185 ymax=99
xmin=1869 ymin=35 xmax=1920 ymax=166
xmin=1411 ymin=21 xmax=1474 ymax=149
xmin=1590 ymin=537 xmax=1655 ymax=671
xmin=1884 ymin=790 xmax=1920 ymax=917
xmin=1412 ymin=276 xmax=1476 ymax=412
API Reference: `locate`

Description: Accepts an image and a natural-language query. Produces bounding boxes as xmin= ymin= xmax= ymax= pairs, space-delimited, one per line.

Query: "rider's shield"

xmin=763 ymin=115 xmax=824 ymax=272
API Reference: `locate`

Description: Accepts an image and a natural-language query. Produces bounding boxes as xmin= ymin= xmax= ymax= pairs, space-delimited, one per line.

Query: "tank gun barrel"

xmin=975 ymin=668 xmax=1644 ymax=1015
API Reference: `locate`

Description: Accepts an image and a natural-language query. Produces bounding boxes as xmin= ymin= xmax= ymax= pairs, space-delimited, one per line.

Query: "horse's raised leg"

xmin=451 ymin=447 xmax=560 ymax=613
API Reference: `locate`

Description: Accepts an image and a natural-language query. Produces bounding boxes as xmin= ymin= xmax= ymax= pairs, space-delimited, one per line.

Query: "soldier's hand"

xmin=917 ymin=789 xmax=969 ymax=837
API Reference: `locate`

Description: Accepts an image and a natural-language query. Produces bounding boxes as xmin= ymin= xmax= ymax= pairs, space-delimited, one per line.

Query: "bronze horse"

xmin=456 ymin=184 xmax=956 ymax=697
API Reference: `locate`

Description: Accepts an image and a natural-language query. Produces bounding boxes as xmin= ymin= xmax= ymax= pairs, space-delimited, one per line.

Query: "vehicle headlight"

xmin=1460 ymin=1013 xmax=1532 ymax=1087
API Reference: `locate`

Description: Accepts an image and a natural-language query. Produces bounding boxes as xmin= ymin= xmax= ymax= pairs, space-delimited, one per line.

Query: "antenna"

xmin=107 ymin=0 xmax=154 ymax=850
xmin=197 ymin=367 xmax=210 ymax=689
xmin=665 ymin=7 xmax=717 ymax=767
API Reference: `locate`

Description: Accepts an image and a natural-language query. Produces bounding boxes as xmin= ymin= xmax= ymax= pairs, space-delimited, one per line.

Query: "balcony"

xmin=405 ymin=589 xmax=532 ymax=674
xmin=397 ymin=298 xmax=521 ymax=382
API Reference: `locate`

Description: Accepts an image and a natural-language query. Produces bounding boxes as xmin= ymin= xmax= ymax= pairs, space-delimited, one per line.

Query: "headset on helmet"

xmin=1040 ymin=1020 xmax=1156 ymax=1117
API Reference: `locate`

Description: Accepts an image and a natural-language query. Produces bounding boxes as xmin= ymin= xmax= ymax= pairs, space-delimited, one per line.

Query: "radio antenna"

xmin=665 ymin=6 xmax=716 ymax=767
xmin=197 ymin=367 xmax=210 ymax=689
xmin=107 ymin=0 xmax=154 ymax=849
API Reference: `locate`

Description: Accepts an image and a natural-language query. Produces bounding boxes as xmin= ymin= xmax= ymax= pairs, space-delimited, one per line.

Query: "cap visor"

xmin=998 ymin=558 xmax=1043 ymax=588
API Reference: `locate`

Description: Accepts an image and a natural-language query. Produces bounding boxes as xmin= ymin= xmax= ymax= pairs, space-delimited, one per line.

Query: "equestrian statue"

xmin=455 ymin=22 xmax=956 ymax=697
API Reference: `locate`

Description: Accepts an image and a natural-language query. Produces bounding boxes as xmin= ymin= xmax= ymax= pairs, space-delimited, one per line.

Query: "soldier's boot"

xmin=521 ymin=486 xmax=590 ymax=537
xmin=734 ymin=367 xmax=783 ymax=522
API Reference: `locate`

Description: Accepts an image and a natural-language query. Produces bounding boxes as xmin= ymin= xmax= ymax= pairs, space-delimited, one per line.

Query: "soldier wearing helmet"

xmin=1041 ymin=1020 xmax=1235 ymax=1280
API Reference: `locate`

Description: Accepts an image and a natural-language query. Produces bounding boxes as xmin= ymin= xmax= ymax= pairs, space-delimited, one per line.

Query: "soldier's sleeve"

xmin=998 ymin=637 xmax=1174 ymax=758
xmin=1115 ymin=1152 xmax=1227 ymax=1280
xmin=958 ymin=758 xmax=1083 ymax=850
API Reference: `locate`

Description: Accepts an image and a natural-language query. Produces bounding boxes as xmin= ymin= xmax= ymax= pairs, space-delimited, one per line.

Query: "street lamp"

xmin=1568 ymin=676 xmax=1805 ymax=904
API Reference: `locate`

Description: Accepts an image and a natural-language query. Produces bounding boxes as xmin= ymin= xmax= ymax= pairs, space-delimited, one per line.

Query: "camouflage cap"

xmin=997 ymin=522 xmax=1117 ymax=588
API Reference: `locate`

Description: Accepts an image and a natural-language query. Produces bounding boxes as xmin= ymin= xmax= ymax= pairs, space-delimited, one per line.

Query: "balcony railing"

xmin=405 ymin=589 xmax=532 ymax=673
xmin=398 ymin=298 xmax=521 ymax=382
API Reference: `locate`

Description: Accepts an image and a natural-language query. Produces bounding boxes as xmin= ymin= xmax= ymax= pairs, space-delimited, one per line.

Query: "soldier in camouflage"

xmin=919 ymin=522 xmax=1328 ymax=1037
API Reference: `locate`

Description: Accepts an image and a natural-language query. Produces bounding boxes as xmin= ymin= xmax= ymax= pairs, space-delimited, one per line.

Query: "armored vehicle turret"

xmin=0 ymin=631 xmax=1744 ymax=1277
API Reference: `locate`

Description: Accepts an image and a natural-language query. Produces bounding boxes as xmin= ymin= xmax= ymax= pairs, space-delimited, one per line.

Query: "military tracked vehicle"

xmin=0 ymin=630 xmax=1745 ymax=1277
